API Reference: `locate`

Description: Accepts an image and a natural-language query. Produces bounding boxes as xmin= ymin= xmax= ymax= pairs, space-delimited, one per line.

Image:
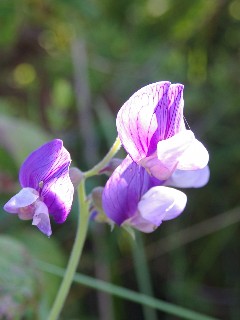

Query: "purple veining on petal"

xmin=102 ymin=156 xmax=151 ymax=225
xmin=165 ymin=84 xmax=185 ymax=139
xmin=116 ymin=80 xmax=209 ymax=184
xmin=117 ymin=82 xmax=169 ymax=161
xmin=116 ymin=81 xmax=185 ymax=163
xmin=148 ymin=83 xmax=185 ymax=155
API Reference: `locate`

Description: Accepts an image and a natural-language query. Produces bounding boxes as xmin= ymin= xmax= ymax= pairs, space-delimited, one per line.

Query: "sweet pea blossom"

xmin=103 ymin=81 xmax=210 ymax=232
xmin=102 ymin=156 xmax=187 ymax=233
xmin=116 ymin=81 xmax=209 ymax=181
xmin=3 ymin=139 xmax=74 ymax=237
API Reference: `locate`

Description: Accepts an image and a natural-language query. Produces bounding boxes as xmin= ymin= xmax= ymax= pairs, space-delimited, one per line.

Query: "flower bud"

xmin=90 ymin=187 xmax=113 ymax=226
xmin=91 ymin=186 xmax=104 ymax=209
xmin=69 ymin=167 xmax=84 ymax=188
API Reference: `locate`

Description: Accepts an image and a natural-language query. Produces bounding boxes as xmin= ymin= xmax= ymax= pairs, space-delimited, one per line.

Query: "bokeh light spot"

xmin=13 ymin=63 xmax=36 ymax=86
xmin=229 ymin=0 xmax=240 ymax=20
xmin=146 ymin=0 xmax=169 ymax=17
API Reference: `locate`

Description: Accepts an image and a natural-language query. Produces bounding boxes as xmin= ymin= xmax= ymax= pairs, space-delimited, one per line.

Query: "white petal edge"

xmin=165 ymin=166 xmax=210 ymax=188
xmin=4 ymin=187 xmax=39 ymax=214
xmin=177 ymin=138 xmax=209 ymax=170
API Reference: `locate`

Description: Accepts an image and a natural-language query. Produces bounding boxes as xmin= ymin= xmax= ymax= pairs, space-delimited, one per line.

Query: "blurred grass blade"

xmin=131 ymin=232 xmax=158 ymax=320
xmin=38 ymin=260 xmax=219 ymax=320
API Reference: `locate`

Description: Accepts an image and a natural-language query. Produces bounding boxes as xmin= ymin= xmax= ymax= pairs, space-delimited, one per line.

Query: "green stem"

xmin=83 ymin=136 xmax=121 ymax=178
xmin=47 ymin=179 xmax=89 ymax=320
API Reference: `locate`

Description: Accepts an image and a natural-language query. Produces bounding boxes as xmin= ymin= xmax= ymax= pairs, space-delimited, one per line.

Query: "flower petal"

xmin=19 ymin=139 xmax=74 ymax=223
xmin=156 ymin=130 xmax=195 ymax=177
xmin=3 ymin=187 xmax=39 ymax=214
xmin=138 ymin=130 xmax=193 ymax=180
xmin=164 ymin=83 xmax=185 ymax=139
xmin=20 ymin=139 xmax=68 ymax=189
xmin=165 ymin=166 xmax=210 ymax=188
xmin=42 ymin=171 xmax=74 ymax=223
xmin=177 ymin=138 xmax=209 ymax=170
xmin=102 ymin=156 xmax=151 ymax=225
xmin=32 ymin=201 xmax=52 ymax=237
xmin=116 ymin=82 xmax=185 ymax=163
xmin=145 ymin=130 xmax=209 ymax=180
xmin=138 ymin=153 xmax=172 ymax=181
xmin=138 ymin=186 xmax=187 ymax=224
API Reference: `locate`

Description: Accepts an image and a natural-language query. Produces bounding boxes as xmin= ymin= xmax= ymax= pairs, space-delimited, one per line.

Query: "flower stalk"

xmin=47 ymin=178 xmax=89 ymax=320
xmin=83 ymin=136 xmax=121 ymax=178
xmin=48 ymin=137 xmax=120 ymax=319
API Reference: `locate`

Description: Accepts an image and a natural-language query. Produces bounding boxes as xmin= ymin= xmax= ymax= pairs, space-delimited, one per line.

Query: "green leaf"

xmin=0 ymin=235 xmax=42 ymax=319
xmin=15 ymin=230 xmax=66 ymax=309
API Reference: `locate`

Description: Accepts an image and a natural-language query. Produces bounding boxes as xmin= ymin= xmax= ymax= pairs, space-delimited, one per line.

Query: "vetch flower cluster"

xmin=0 ymin=81 xmax=211 ymax=319
xmin=102 ymin=81 xmax=210 ymax=232
xmin=3 ymin=139 xmax=74 ymax=237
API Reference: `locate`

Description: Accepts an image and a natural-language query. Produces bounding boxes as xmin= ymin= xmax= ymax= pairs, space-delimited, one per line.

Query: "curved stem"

xmin=83 ymin=136 xmax=121 ymax=178
xmin=47 ymin=179 xmax=89 ymax=320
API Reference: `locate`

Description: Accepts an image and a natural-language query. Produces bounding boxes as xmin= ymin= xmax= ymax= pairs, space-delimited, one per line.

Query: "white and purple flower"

xmin=102 ymin=81 xmax=210 ymax=232
xmin=3 ymin=139 xmax=74 ymax=237
xmin=116 ymin=81 xmax=209 ymax=181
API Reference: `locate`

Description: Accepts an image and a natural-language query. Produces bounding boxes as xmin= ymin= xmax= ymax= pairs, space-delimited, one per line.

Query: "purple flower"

xmin=3 ymin=139 xmax=74 ymax=237
xmin=116 ymin=81 xmax=209 ymax=180
xmin=102 ymin=156 xmax=187 ymax=232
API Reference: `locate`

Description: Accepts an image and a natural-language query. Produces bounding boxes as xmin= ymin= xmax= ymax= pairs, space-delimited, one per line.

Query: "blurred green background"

xmin=0 ymin=0 xmax=240 ymax=319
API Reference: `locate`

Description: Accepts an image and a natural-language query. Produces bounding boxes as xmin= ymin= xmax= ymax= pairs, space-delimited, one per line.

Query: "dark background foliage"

xmin=0 ymin=0 xmax=240 ymax=319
